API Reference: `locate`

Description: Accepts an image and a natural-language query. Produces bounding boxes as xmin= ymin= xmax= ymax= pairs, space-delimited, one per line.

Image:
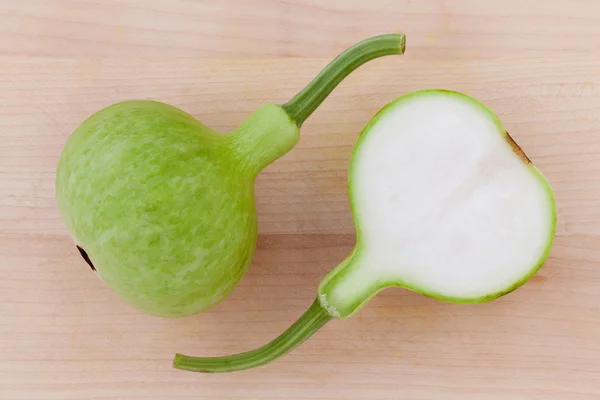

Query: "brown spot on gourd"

xmin=505 ymin=131 xmax=531 ymax=164
xmin=76 ymin=245 xmax=96 ymax=271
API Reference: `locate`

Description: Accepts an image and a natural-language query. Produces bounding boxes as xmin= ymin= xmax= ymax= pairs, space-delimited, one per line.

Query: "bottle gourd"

xmin=55 ymin=34 xmax=406 ymax=317
xmin=174 ymin=90 xmax=556 ymax=372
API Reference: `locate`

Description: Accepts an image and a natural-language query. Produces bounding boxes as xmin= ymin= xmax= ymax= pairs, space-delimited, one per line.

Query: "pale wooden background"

xmin=1 ymin=1 xmax=600 ymax=399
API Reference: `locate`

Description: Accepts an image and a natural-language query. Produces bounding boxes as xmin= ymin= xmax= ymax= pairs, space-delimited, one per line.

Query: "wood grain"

xmin=1 ymin=0 xmax=600 ymax=58
xmin=1 ymin=1 xmax=600 ymax=399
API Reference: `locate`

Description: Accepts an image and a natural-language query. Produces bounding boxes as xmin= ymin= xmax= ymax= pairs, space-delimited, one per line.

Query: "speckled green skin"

xmin=56 ymin=101 xmax=298 ymax=317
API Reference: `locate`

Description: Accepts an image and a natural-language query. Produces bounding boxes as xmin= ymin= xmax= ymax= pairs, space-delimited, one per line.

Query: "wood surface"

xmin=1 ymin=1 xmax=600 ymax=399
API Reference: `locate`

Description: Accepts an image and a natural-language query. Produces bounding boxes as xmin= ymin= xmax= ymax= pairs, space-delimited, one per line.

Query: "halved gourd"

xmin=174 ymin=90 xmax=556 ymax=373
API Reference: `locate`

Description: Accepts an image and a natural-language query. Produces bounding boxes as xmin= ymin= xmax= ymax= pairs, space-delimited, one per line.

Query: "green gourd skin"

xmin=56 ymin=34 xmax=406 ymax=317
xmin=57 ymin=102 xmax=298 ymax=317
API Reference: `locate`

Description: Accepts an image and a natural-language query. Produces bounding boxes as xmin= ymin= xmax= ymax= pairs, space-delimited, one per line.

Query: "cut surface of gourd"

xmin=320 ymin=90 xmax=556 ymax=316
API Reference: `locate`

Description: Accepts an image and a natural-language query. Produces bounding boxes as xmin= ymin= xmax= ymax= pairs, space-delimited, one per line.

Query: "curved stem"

xmin=282 ymin=33 xmax=406 ymax=127
xmin=173 ymin=298 xmax=332 ymax=373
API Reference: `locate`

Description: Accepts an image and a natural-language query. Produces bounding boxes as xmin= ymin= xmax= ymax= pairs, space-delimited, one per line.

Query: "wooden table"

xmin=2 ymin=1 xmax=600 ymax=399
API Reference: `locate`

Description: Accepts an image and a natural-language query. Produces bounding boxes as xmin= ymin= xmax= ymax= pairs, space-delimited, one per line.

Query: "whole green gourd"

xmin=56 ymin=34 xmax=406 ymax=317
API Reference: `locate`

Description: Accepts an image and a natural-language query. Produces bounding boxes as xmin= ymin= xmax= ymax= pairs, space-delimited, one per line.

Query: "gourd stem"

xmin=173 ymin=298 xmax=332 ymax=373
xmin=282 ymin=33 xmax=406 ymax=127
